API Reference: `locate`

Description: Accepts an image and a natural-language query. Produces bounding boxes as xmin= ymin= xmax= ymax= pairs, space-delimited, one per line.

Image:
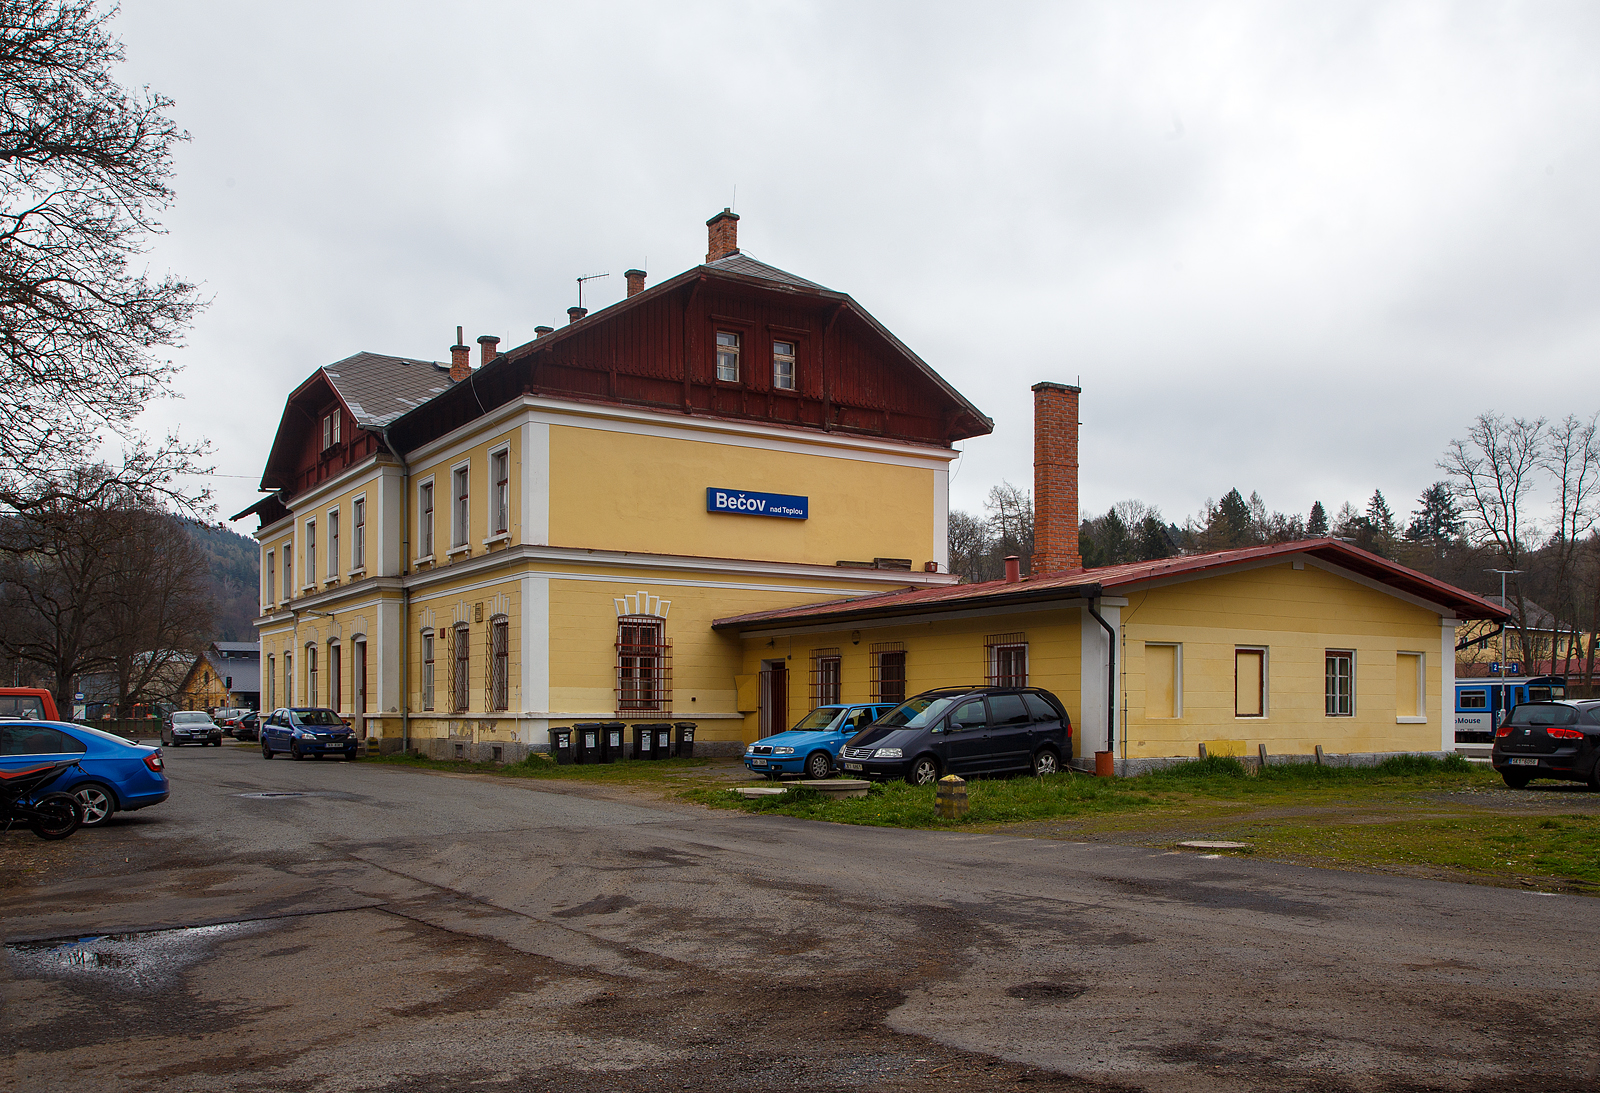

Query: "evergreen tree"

xmin=1308 ymin=501 xmax=1328 ymax=537
xmin=1367 ymin=491 xmax=1396 ymax=536
xmin=1213 ymin=488 xmax=1255 ymax=548
xmin=1404 ymin=482 xmax=1463 ymax=543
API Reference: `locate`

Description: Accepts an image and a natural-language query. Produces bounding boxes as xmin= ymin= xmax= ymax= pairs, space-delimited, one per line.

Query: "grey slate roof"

xmin=213 ymin=642 xmax=259 ymax=657
xmin=703 ymin=252 xmax=829 ymax=291
xmin=203 ymin=648 xmax=260 ymax=696
xmin=322 ymin=351 xmax=457 ymax=428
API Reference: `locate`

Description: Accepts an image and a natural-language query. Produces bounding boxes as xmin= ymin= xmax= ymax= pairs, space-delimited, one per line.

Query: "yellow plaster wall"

xmin=548 ymin=425 xmax=941 ymax=568
xmin=409 ymin=425 xmax=522 ymax=564
xmin=1120 ymin=562 xmax=1444 ymax=756
xmin=405 ymin=573 xmax=524 ymax=741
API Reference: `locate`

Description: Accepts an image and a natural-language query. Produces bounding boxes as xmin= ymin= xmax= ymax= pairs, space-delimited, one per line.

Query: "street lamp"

xmin=1486 ymin=568 xmax=1522 ymax=680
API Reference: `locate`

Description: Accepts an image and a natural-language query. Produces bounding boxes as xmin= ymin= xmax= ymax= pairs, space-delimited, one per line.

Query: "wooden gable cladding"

xmin=264 ymin=372 xmax=377 ymax=497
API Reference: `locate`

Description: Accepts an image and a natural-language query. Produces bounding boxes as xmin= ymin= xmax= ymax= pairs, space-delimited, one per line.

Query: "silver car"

xmin=162 ymin=710 xmax=222 ymax=747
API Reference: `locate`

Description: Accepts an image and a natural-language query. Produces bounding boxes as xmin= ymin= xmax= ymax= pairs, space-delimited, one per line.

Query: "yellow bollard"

xmin=935 ymin=774 xmax=968 ymax=820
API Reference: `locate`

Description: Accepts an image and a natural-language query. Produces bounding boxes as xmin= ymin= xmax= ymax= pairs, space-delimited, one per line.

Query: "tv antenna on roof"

xmin=577 ymin=272 xmax=609 ymax=309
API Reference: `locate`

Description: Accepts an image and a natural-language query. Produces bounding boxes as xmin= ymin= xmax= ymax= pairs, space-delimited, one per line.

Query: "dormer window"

xmin=773 ymin=341 xmax=796 ymax=390
xmin=716 ymin=331 xmax=740 ymax=383
xmin=322 ymin=412 xmax=341 ymax=450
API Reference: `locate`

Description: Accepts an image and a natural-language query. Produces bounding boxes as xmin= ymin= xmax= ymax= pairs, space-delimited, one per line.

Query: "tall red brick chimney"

xmin=477 ymin=334 xmax=500 ymax=367
xmin=706 ymin=208 xmax=739 ymax=262
xmin=625 ymin=269 xmax=647 ymax=297
xmin=449 ymin=326 xmax=470 ymax=382
xmin=1031 ymin=381 xmax=1083 ymax=574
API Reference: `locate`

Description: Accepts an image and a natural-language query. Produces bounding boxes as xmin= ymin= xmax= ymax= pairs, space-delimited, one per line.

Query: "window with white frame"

xmin=265 ymin=551 xmax=275 ymax=607
xmin=1235 ymin=647 xmax=1267 ymax=718
xmin=1326 ymin=650 xmax=1354 ymax=717
xmin=352 ymin=496 xmax=366 ymax=569
xmin=306 ymin=643 xmax=318 ymax=706
xmin=985 ymin=633 xmax=1027 ymax=688
xmin=810 ymin=648 xmax=841 ymax=708
xmin=285 ymin=652 xmax=294 ymax=706
xmin=716 ymin=331 xmax=740 ymax=382
xmin=419 ymin=481 xmax=435 ymax=558
xmin=491 ymin=449 xmax=509 ymax=536
xmin=322 ymin=413 xmax=335 ymax=450
xmin=421 ymin=630 xmax=435 ymax=711
xmin=452 ymin=465 xmax=469 ymax=548
xmin=267 ymin=655 xmax=275 ymax=707
xmin=283 ymin=543 xmax=293 ymax=600
xmin=772 ymin=340 xmax=796 ymax=390
xmin=327 ymin=508 xmax=339 ymax=580
xmin=328 ymin=641 xmax=341 ymax=712
xmin=305 ymin=521 xmax=316 ymax=585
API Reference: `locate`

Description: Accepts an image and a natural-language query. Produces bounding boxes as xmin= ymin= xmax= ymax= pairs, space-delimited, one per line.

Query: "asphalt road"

xmin=3 ymin=744 xmax=1598 ymax=1093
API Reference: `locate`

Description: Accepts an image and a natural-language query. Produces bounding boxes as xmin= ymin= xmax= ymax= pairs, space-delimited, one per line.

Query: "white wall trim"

xmin=521 ymin=574 xmax=549 ymax=718
xmin=1441 ymin=623 xmax=1457 ymax=751
xmin=521 ymin=420 xmax=549 ymax=546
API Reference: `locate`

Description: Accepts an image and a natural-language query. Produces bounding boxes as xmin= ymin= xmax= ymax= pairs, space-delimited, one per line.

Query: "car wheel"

xmin=1032 ymin=747 xmax=1061 ymax=777
xmin=1502 ymin=770 xmax=1532 ymax=789
xmin=290 ymin=743 xmax=303 ymax=761
xmin=805 ymin=751 xmax=833 ymax=780
xmin=72 ymin=783 xmax=118 ymax=827
xmin=1589 ymin=758 xmax=1600 ymax=792
xmin=906 ymin=756 xmax=940 ymax=786
xmin=261 ymin=741 xmax=273 ymax=760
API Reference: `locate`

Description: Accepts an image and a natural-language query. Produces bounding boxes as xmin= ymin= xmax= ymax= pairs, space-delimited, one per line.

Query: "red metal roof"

xmin=711 ymin=538 xmax=1509 ymax=631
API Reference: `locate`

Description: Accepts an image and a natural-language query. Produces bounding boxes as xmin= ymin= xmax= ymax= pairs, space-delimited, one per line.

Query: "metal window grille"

xmin=453 ymin=625 xmax=470 ymax=712
xmin=617 ymin=617 xmax=671 ymax=713
xmin=421 ymin=632 xmax=435 ymax=711
xmin=1326 ymin=651 xmax=1354 ymax=716
xmin=489 ymin=616 xmax=509 ymax=711
xmin=870 ymin=642 xmax=906 ymax=704
xmin=985 ymin=633 xmax=1028 ymax=687
xmin=809 ymin=648 xmax=841 ymax=708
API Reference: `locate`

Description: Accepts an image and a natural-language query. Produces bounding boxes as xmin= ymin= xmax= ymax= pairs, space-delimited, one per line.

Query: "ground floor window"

xmin=490 ymin=615 xmax=509 ymax=711
xmin=285 ymin=653 xmax=294 ymax=707
xmin=985 ymin=633 xmax=1027 ymax=687
xmin=328 ymin=642 xmax=341 ymax=713
xmin=810 ymin=648 xmax=841 ymax=708
xmin=617 ymin=616 xmax=670 ymax=712
xmin=872 ymin=642 xmax=906 ymax=704
xmin=266 ymin=655 xmax=275 ymax=708
xmin=421 ymin=630 xmax=435 ymax=711
xmin=1326 ymin=650 xmax=1354 ymax=716
xmin=306 ymin=644 xmax=318 ymax=707
xmin=453 ymin=625 xmax=470 ymax=712
xmin=1235 ymin=647 xmax=1266 ymax=718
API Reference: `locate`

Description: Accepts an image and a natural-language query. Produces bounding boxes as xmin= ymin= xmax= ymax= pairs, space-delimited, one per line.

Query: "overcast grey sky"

xmin=113 ymin=1 xmax=1600 ymax=533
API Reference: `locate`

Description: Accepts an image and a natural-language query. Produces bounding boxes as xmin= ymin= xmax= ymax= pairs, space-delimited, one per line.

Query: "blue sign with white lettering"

xmin=707 ymin=487 xmax=808 ymax=520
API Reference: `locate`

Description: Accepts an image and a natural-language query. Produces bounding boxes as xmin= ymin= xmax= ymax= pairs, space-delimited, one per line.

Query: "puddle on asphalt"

xmin=7 ymin=921 xmax=274 ymax=993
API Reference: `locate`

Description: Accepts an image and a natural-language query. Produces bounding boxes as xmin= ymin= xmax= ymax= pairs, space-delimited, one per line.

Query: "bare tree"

xmin=984 ymin=482 xmax=1033 ymax=574
xmin=100 ymin=508 xmax=211 ymax=714
xmin=1441 ymin=413 xmax=1547 ymax=663
xmin=947 ymin=509 xmax=994 ymax=584
xmin=0 ymin=1 xmax=207 ymax=513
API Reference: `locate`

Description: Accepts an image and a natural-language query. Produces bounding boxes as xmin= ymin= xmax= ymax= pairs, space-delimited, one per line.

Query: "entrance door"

xmin=354 ymin=639 xmax=368 ymax=737
xmin=759 ymin=659 xmax=788 ymax=738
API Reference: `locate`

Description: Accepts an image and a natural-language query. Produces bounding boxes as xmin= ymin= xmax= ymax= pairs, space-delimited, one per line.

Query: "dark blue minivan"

xmin=838 ymin=687 xmax=1072 ymax=785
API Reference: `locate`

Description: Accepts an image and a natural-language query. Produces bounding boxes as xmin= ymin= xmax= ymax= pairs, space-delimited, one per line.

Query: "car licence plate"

xmin=844 ymin=762 xmax=863 ymax=771
xmin=750 ymin=759 xmax=766 ymax=767
xmin=1508 ymin=757 xmax=1539 ymax=766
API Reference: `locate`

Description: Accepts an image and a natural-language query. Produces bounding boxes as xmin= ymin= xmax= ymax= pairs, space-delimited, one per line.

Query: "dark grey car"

xmin=1491 ymin=700 xmax=1600 ymax=789
xmin=838 ymin=686 xmax=1072 ymax=785
xmin=162 ymin=710 xmax=222 ymax=747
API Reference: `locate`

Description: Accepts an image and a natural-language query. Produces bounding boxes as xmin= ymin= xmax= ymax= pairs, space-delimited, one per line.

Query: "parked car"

xmin=232 ymin=710 xmax=261 ymax=742
xmin=0 ymin=719 xmax=169 ymax=827
xmin=0 ymin=688 xmax=59 ymax=720
xmin=214 ymin=708 xmax=248 ymax=737
xmin=260 ymin=707 xmax=358 ymax=760
xmin=743 ymin=703 xmax=897 ymax=780
xmin=838 ymin=686 xmax=1072 ymax=785
xmin=162 ymin=710 xmax=222 ymax=747
xmin=1491 ymin=699 xmax=1600 ymax=789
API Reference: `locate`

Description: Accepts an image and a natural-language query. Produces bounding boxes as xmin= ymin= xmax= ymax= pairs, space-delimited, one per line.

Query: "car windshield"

xmin=293 ymin=709 xmax=344 ymax=726
xmin=877 ymin=695 xmax=959 ymax=729
xmin=1507 ymin=703 xmax=1579 ymax=726
xmin=172 ymin=712 xmax=211 ymax=723
xmin=789 ymin=708 xmax=841 ymax=732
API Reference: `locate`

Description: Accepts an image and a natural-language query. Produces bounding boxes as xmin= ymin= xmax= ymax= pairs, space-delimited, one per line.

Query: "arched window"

xmin=306 ymin=643 xmax=319 ymax=707
xmin=452 ymin=624 xmax=470 ymax=712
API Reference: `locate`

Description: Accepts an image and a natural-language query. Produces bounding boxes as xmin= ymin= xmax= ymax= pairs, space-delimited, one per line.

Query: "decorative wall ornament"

xmin=614 ymin=590 xmax=670 ymax=618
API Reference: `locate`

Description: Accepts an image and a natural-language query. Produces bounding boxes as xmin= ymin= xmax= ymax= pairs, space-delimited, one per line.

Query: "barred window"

xmin=453 ymin=624 xmax=470 ymax=712
xmin=871 ymin=642 xmax=906 ymax=704
xmin=490 ymin=615 xmax=509 ymax=711
xmin=617 ymin=616 xmax=671 ymax=712
xmin=986 ymin=633 xmax=1028 ymax=688
xmin=810 ymin=647 xmax=841 ymax=708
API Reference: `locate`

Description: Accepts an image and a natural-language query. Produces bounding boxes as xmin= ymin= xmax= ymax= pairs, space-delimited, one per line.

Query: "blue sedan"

xmin=744 ymin=704 xmax=895 ymax=780
xmin=0 ymin=720 xmax=170 ymax=828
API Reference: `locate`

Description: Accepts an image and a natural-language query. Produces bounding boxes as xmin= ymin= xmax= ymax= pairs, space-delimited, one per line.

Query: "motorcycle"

xmin=1 ymin=757 xmax=84 ymax=840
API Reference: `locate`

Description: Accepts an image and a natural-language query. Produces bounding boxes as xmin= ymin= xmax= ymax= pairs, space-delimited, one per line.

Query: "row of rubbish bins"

xmin=547 ymin=722 xmax=696 ymax=764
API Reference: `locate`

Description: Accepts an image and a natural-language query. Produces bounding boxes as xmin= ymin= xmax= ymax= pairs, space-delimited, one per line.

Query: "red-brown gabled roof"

xmin=711 ymin=539 xmax=1509 ymax=631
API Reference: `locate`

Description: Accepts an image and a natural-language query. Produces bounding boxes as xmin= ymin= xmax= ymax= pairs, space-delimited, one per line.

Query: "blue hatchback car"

xmin=260 ymin=707 xmax=358 ymax=760
xmin=0 ymin=720 xmax=170 ymax=828
xmin=744 ymin=704 xmax=896 ymax=780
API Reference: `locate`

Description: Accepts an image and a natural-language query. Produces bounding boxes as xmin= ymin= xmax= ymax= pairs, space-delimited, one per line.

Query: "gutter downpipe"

xmin=1084 ymin=583 xmax=1117 ymax=761
xmin=369 ymin=425 xmax=410 ymax=753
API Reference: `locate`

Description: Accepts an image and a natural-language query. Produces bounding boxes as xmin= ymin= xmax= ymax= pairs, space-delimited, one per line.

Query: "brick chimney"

xmin=567 ymin=306 xmax=587 ymax=324
xmin=449 ymin=326 xmax=470 ymax=382
xmin=534 ymin=325 xmax=554 ymax=338
xmin=477 ymin=334 xmax=500 ymax=367
xmin=1031 ymin=381 xmax=1083 ymax=574
xmin=625 ymin=269 xmax=647 ymax=297
xmin=706 ymin=208 xmax=739 ymax=262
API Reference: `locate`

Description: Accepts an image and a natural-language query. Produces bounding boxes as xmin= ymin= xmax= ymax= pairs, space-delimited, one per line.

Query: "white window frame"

xmin=417 ymin=478 xmax=435 ymax=562
xmin=351 ymin=494 xmax=367 ymax=573
xmin=449 ymin=461 xmax=471 ymax=555
xmin=1397 ymin=651 xmax=1427 ymax=723
xmin=421 ymin=629 xmax=435 ymax=711
xmin=987 ymin=642 xmax=1028 ymax=688
xmin=306 ymin=642 xmax=318 ymax=707
xmin=327 ymin=507 xmax=340 ymax=583
xmin=1234 ymin=646 xmax=1269 ymax=719
xmin=304 ymin=520 xmax=317 ymax=588
xmin=285 ymin=652 xmax=294 ymax=707
xmin=265 ymin=551 xmax=275 ymax=609
xmin=1145 ymin=642 xmax=1183 ymax=719
xmin=1325 ymin=649 xmax=1355 ymax=718
xmin=486 ymin=446 xmax=510 ymax=543
xmin=282 ymin=540 xmax=293 ymax=600
xmin=772 ymin=339 xmax=796 ymax=390
xmin=322 ymin=414 xmax=333 ymax=451
xmin=716 ymin=330 xmax=740 ymax=383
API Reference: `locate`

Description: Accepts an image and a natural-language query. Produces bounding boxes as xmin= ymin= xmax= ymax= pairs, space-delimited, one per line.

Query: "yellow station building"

xmin=239 ymin=211 xmax=1506 ymax=767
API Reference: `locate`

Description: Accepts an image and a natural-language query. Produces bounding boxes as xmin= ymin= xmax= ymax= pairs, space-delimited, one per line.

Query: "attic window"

xmin=773 ymin=341 xmax=796 ymax=390
xmin=322 ymin=412 xmax=340 ymax=450
xmin=716 ymin=331 xmax=740 ymax=383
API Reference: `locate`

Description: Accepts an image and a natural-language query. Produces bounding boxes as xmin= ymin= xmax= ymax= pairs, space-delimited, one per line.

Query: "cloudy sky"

xmin=114 ymin=1 xmax=1600 ymax=533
